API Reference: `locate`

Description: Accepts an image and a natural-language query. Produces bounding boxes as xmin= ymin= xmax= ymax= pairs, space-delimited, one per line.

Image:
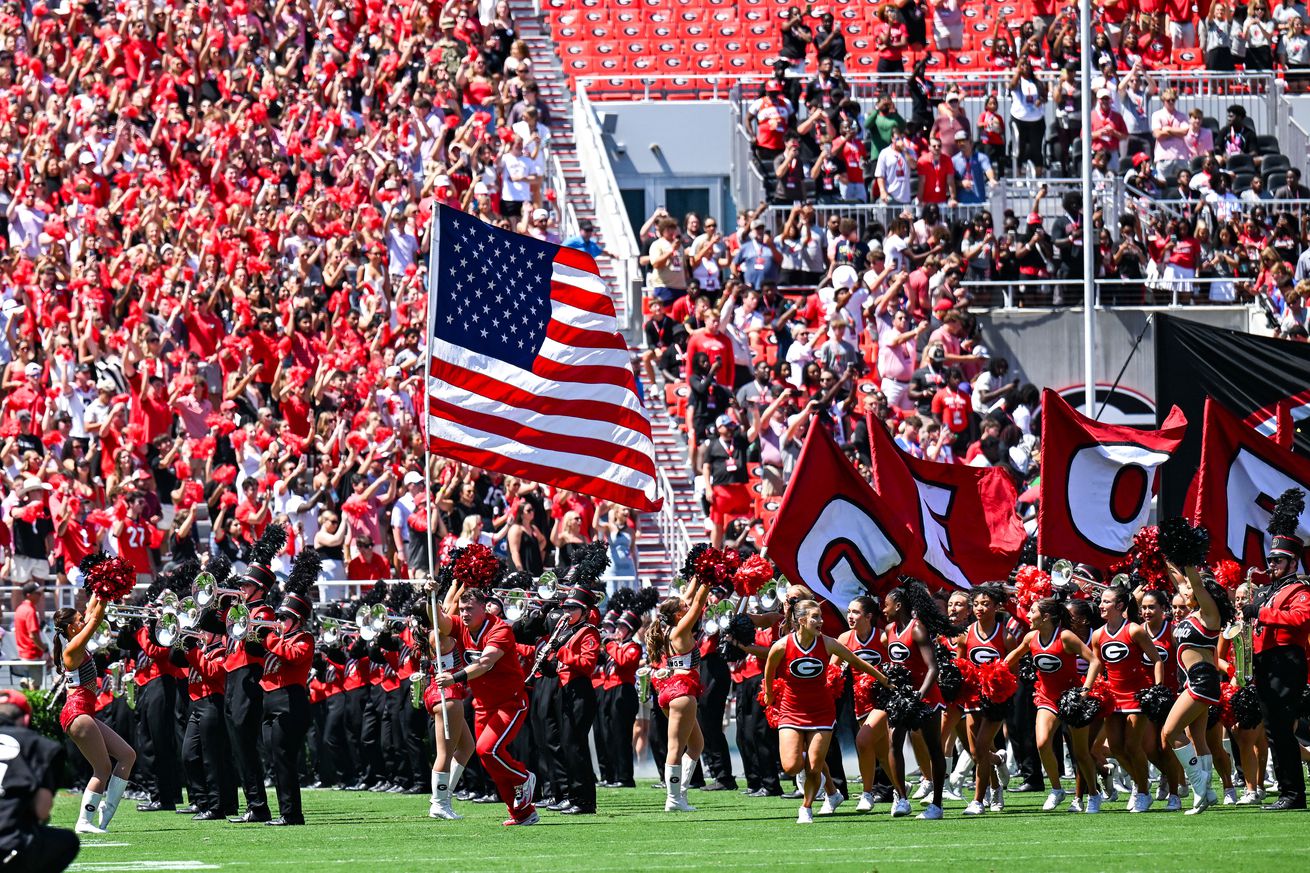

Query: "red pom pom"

xmin=85 ymin=509 xmax=113 ymax=529
xmin=756 ymin=682 xmax=789 ymax=729
xmin=12 ymin=503 xmax=43 ymax=523
xmin=977 ymin=661 xmax=1018 ymax=704
xmin=452 ymin=543 xmax=501 ymax=589
xmin=408 ymin=508 xmax=429 ymax=533
xmin=206 ymin=414 xmax=237 ymax=436
xmin=213 ymin=465 xmax=237 ymax=485
xmin=342 ymin=495 xmax=370 ymax=518
xmin=41 ymin=430 xmax=63 ymax=448
xmin=220 ymin=492 xmax=238 ymax=509
xmin=346 ymin=432 xmax=369 ymax=452
xmin=692 ymin=546 xmax=742 ymax=589
xmin=733 ymin=554 xmax=773 ymax=598
xmin=1085 ymin=678 xmax=1115 ymax=716
xmin=853 ymin=672 xmax=879 ymax=714
xmin=86 ymin=555 xmax=136 ymax=602
xmin=825 ymin=662 xmax=847 ymax=701
xmin=1212 ymin=559 xmax=1242 ymax=591
xmin=177 ymin=480 xmax=205 ymax=510
xmin=1014 ymin=565 xmax=1052 ymax=612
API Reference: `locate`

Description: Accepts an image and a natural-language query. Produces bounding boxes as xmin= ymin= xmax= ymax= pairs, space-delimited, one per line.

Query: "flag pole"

xmin=425 ymin=207 xmax=449 ymax=741
xmin=1080 ymin=0 xmax=1096 ymax=414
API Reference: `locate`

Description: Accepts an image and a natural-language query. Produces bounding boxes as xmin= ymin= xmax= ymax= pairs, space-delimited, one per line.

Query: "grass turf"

xmin=64 ymin=783 xmax=1307 ymax=873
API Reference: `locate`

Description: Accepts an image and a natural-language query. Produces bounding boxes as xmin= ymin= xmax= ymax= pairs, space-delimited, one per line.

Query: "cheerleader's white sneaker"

xmin=856 ymin=792 xmax=876 ymax=812
xmin=890 ymin=794 xmax=912 ymax=817
xmin=817 ymin=790 xmax=844 ymax=815
xmin=1042 ymin=789 xmax=1066 ymax=811
xmin=797 ymin=806 xmax=814 ymax=824
xmin=917 ymin=803 xmax=943 ymax=820
xmin=962 ymin=800 xmax=985 ymax=815
xmin=1085 ymin=794 xmax=1103 ymax=814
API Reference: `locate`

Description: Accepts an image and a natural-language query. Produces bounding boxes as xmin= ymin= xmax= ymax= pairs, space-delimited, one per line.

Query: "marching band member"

xmin=764 ymin=599 xmax=887 ymax=824
xmin=883 ymin=580 xmax=963 ymax=820
xmin=958 ymin=585 xmax=1014 ymax=815
xmin=646 ymin=574 xmax=711 ymax=813
xmin=53 ymin=592 xmax=137 ymax=834
xmin=548 ymin=586 xmax=602 ymax=814
xmin=182 ymin=623 xmax=234 ymax=820
xmin=1159 ymin=562 xmax=1230 ymax=814
xmin=1005 ymin=598 xmax=1098 ymax=812
xmin=257 ymin=550 xmax=319 ymax=826
xmin=1227 ymin=583 xmax=1268 ymax=804
xmin=435 ymin=580 xmax=539 ymax=826
xmin=600 ymin=610 xmax=644 ymax=789
xmin=133 ymin=599 xmax=185 ymax=813
xmin=223 ymin=526 xmax=286 ymax=823
xmin=839 ymin=596 xmax=895 ymax=813
xmin=1252 ymin=489 xmax=1310 ymax=811
xmin=1084 ymin=585 xmax=1165 ymax=813
xmin=427 ymin=583 xmax=475 ymax=820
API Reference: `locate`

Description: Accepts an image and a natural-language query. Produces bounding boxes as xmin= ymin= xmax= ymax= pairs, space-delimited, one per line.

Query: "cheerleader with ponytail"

xmin=763 ymin=599 xmax=888 ymax=824
xmin=883 ymin=580 xmax=965 ymax=820
xmin=1138 ymin=589 xmax=1185 ymax=811
xmin=53 ymin=590 xmax=137 ymax=834
xmin=1159 ymin=557 xmax=1231 ymax=814
xmin=1005 ymin=598 xmax=1099 ymax=812
xmin=957 ymin=585 xmax=1014 ymax=816
xmin=646 ymin=569 xmax=711 ymax=812
xmin=839 ymin=596 xmax=897 ymax=813
xmin=426 ymin=582 xmax=475 ymax=821
xmin=1084 ymin=584 xmax=1165 ymax=813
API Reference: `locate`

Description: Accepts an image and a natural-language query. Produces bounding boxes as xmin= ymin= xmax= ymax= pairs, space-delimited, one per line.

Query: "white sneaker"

xmin=941 ymin=782 xmax=963 ymax=801
xmin=1085 ymin=794 xmax=1103 ymax=814
xmin=431 ymin=800 xmax=463 ymax=820
xmin=75 ymin=820 xmax=108 ymax=835
xmin=987 ymin=789 xmax=1005 ymax=812
xmin=912 ymin=780 xmax=932 ymax=800
xmin=917 ymin=803 xmax=944 ymax=820
xmin=962 ymin=800 xmax=986 ymax=815
xmin=665 ymin=795 xmax=697 ymax=812
xmin=1069 ymin=796 xmax=1083 ymax=813
xmin=502 ymin=810 xmax=539 ymax=826
xmin=1236 ymin=789 xmax=1259 ymax=805
xmin=1132 ymin=793 xmax=1153 ymax=813
xmin=1223 ymin=787 xmax=1238 ymax=806
xmin=1043 ymin=789 xmax=1066 ymax=811
xmin=1257 ymin=787 xmax=1268 ymax=801
xmin=890 ymin=794 xmax=912 ymax=817
xmin=1104 ymin=783 xmax=1119 ymax=803
xmin=797 ymin=806 xmax=814 ymax=824
xmin=1185 ymin=792 xmax=1212 ymax=815
xmin=818 ymin=790 xmax=844 ymax=815
xmin=1125 ymin=791 xmax=1138 ymax=812
xmin=515 ymin=772 xmax=537 ymax=812
xmin=856 ymin=792 xmax=876 ymax=812
xmin=1165 ymin=794 xmax=1182 ymax=812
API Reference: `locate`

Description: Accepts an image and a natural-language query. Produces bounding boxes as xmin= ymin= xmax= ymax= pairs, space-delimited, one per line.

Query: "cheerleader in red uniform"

xmin=1139 ymin=589 xmax=1184 ymax=811
xmin=427 ymin=584 xmax=475 ymax=820
xmin=53 ymin=593 xmax=137 ymax=834
xmin=646 ymin=575 xmax=710 ymax=812
xmin=1085 ymin=585 xmax=1165 ymax=812
xmin=764 ymin=599 xmax=887 ymax=824
xmin=840 ymin=596 xmax=898 ymax=813
xmin=883 ymin=580 xmax=965 ymax=820
xmin=1159 ymin=563 xmax=1232 ymax=814
xmin=1005 ymin=598 xmax=1098 ymax=812
xmin=938 ymin=592 xmax=972 ymax=798
xmin=957 ymin=585 xmax=1014 ymax=816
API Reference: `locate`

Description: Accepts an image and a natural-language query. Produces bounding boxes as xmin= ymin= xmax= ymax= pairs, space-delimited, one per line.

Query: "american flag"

xmin=425 ymin=205 xmax=661 ymax=512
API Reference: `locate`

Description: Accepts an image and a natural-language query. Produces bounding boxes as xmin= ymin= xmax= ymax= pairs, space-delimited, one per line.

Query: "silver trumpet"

xmin=493 ymin=588 xmax=551 ymax=622
xmin=194 ymin=572 xmax=244 ymax=607
xmin=636 ymin=665 xmax=653 ymax=703
xmin=106 ymin=591 xmax=180 ymax=628
xmin=535 ymin=570 xmax=560 ymax=600
xmin=1223 ymin=620 xmax=1255 ymax=687
xmin=319 ymin=617 xmax=362 ymax=646
xmin=757 ymin=579 xmax=781 ymax=610
xmin=704 ymin=599 xmax=737 ymax=635
xmin=356 ymin=603 xmax=406 ymax=641
xmin=155 ymin=612 xmax=204 ymax=648
xmin=86 ymin=620 xmax=114 ymax=653
xmin=226 ymin=603 xmax=280 ymax=641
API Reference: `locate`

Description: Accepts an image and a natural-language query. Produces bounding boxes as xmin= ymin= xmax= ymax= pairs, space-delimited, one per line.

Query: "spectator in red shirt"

xmin=684 ymin=312 xmax=736 ymax=389
xmin=917 ymin=138 xmax=957 ymax=205
xmin=1090 ymin=89 xmax=1130 ymax=169
xmin=931 ymin=367 xmax=974 ymax=452
xmin=12 ymin=582 xmax=49 ymax=683
xmin=348 ymin=534 xmax=391 ymax=582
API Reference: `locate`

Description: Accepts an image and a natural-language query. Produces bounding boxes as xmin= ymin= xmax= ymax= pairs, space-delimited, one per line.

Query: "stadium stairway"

xmin=515 ymin=0 xmax=706 ymax=585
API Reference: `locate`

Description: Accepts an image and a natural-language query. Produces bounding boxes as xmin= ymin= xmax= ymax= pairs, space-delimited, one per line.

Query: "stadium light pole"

xmin=1081 ymin=0 xmax=1096 ymax=414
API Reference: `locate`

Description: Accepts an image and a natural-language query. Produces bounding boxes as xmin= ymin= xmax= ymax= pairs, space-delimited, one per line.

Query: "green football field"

xmin=62 ymin=783 xmax=1307 ymax=873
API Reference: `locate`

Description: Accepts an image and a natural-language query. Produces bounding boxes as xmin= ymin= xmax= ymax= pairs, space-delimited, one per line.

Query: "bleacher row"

xmin=545 ymin=0 xmax=1207 ymax=83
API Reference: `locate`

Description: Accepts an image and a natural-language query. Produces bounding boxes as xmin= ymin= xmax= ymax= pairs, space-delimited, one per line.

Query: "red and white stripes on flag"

xmin=424 ymin=206 xmax=662 ymax=512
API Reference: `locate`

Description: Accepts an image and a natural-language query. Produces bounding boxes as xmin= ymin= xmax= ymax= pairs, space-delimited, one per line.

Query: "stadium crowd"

xmin=0 ymin=0 xmax=654 ymax=640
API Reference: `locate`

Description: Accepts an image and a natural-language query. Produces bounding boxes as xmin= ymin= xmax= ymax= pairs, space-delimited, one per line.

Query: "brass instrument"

xmin=758 ymin=579 xmax=781 ymax=610
xmin=108 ymin=661 xmax=124 ymax=699
xmin=1223 ymin=620 xmax=1255 ymax=687
xmin=704 ymin=599 xmax=737 ymax=635
xmin=492 ymin=588 xmax=551 ymax=622
xmin=535 ymin=570 xmax=560 ymax=600
xmin=124 ymin=669 xmax=137 ymax=709
xmin=226 ymin=603 xmax=280 ymax=641
xmin=410 ymin=669 xmax=429 ymax=710
xmin=194 ymin=571 xmax=244 ymax=607
xmin=106 ymin=591 xmax=180 ymax=628
xmin=356 ymin=603 xmax=407 ymax=641
xmin=319 ymin=617 xmax=362 ymax=646
xmin=526 ymin=614 xmax=571 ymax=684
xmin=86 ymin=620 xmax=114 ymax=653
xmin=155 ymin=613 xmax=204 ymax=648
xmin=636 ymin=665 xmax=652 ymax=704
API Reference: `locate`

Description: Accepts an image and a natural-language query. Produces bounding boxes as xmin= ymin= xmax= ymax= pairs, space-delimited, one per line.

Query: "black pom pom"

xmin=386 ymin=579 xmax=414 ymax=612
xmin=249 ymin=522 xmax=288 ymax=568
xmin=884 ymin=688 xmax=932 ymax=729
xmin=633 ymin=586 xmax=661 ymax=614
xmin=1017 ymin=653 xmax=1037 ymax=685
xmin=607 ymin=588 xmax=637 ymax=616
xmin=1230 ymin=684 xmax=1262 ymax=729
xmin=1057 ymin=688 xmax=1101 ymax=728
xmin=937 ymin=658 xmax=963 ymax=701
xmin=568 ymin=541 xmax=611 ymax=589
xmin=725 ymin=613 xmax=755 ymax=645
xmin=1158 ymin=518 xmax=1211 ymax=568
xmin=1268 ymin=488 xmax=1306 ymax=538
xmin=1135 ymin=683 xmax=1178 ymax=724
xmin=79 ymin=551 xmax=110 ymax=575
xmin=285 ymin=548 xmax=322 ymax=599
xmin=206 ymin=554 xmax=233 ymax=585
xmin=680 ymin=544 xmax=711 ymax=582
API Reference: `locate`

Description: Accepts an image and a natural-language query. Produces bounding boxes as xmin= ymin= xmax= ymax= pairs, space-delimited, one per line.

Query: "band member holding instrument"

xmin=133 ymin=605 xmax=184 ymax=812
xmin=257 ymin=551 xmax=318 ymax=826
xmin=428 ymin=582 xmax=475 ymax=820
xmin=53 ymin=593 xmax=137 ymax=834
xmin=1252 ymin=488 xmax=1310 ymax=811
xmin=1159 ymin=561 xmax=1231 ymax=814
xmin=1084 ymin=585 xmax=1165 ymax=813
xmin=1005 ymin=598 xmax=1098 ymax=813
xmin=764 ymin=599 xmax=887 ymax=824
xmin=435 ymin=581 xmax=538 ymax=826
xmin=224 ymin=525 xmax=286 ymax=823
xmin=1227 ymin=582 xmax=1268 ymax=805
xmin=601 ymin=610 xmax=644 ymax=789
xmin=645 ymin=574 xmax=710 ymax=813
xmin=181 ymin=624 xmax=234 ymax=820
xmin=549 ymin=586 xmax=602 ymax=814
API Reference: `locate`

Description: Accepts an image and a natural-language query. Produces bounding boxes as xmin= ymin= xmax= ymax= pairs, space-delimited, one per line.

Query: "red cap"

xmin=1132 ymin=152 xmax=1150 ymax=168
xmin=765 ymin=80 xmax=783 ymax=92
xmin=0 ymin=689 xmax=31 ymax=716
